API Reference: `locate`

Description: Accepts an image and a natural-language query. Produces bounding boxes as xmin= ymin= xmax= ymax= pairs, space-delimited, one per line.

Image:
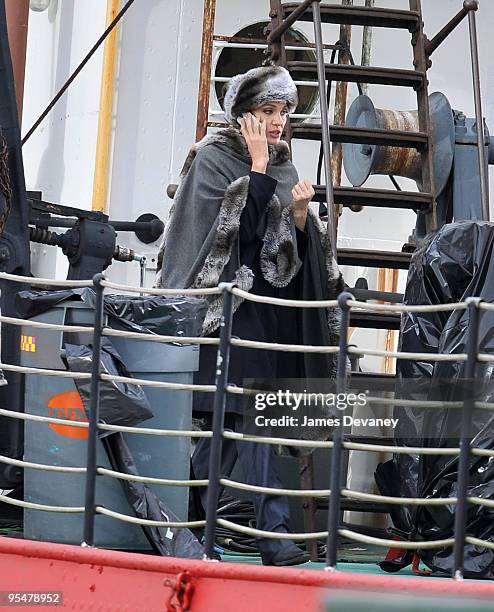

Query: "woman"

xmin=158 ymin=66 xmax=343 ymax=565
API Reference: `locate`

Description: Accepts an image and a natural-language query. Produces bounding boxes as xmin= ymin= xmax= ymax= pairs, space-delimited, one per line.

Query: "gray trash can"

xmin=21 ymin=300 xmax=199 ymax=549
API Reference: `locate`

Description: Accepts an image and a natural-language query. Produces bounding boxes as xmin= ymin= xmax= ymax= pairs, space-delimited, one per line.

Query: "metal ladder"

xmin=265 ymin=0 xmax=487 ymax=561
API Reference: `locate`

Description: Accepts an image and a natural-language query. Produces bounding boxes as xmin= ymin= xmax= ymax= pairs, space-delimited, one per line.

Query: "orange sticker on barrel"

xmin=47 ymin=391 xmax=89 ymax=439
xmin=20 ymin=335 xmax=36 ymax=352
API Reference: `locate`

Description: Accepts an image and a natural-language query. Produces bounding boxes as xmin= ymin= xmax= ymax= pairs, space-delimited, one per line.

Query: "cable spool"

xmin=343 ymin=92 xmax=455 ymax=197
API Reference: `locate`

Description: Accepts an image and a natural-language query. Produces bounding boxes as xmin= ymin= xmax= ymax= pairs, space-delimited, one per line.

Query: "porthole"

xmin=214 ymin=21 xmax=318 ymax=122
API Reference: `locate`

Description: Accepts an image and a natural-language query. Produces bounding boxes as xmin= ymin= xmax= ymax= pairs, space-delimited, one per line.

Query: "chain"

xmin=0 ymin=133 xmax=13 ymax=236
xmin=165 ymin=571 xmax=195 ymax=612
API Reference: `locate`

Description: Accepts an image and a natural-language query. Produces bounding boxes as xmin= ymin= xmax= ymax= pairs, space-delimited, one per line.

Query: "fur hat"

xmin=223 ymin=65 xmax=298 ymax=125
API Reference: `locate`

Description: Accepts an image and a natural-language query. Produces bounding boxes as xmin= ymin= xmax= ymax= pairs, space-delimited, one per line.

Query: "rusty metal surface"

xmin=5 ymin=0 xmax=29 ymax=121
xmin=313 ymin=185 xmax=432 ymax=210
xmin=267 ymin=0 xmax=314 ymax=45
xmin=280 ymin=3 xmax=420 ymax=30
xmin=408 ymin=0 xmax=437 ymax=232
xmin=331 ymin=0 xmax=353 ymax=219
xmin=360 ymin=0 xmax=374 ymax=96
xmin=371 ymin=108 xmax=421 ymax=180
xmin=287 ymin=62 xmax=425 ymax=88
xmin=195 ymin=0 xmax=217 ymax=142
xmin=291 ymin=124 xmax=427 ymax=149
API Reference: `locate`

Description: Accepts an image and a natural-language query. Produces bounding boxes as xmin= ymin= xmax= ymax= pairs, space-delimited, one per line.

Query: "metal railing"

xmin=0 ymin=271 xmax=492 ymax=580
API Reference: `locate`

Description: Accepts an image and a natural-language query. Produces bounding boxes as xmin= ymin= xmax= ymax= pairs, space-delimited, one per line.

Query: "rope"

xmin=0 ymin=407 xmax=89 ymax=428
xmin=223 ymin=430 xmax=334 ymax=449
xmin=230 ymin=337 xmax=339 ymax=353
xmin=349 ymin=346 xmax=467 ymax=361
xmin=0 ymin=363 xmax=91 ymax=379
xmin=339 ymin=529 xmax=455 ymax=550
xmin=477 ymin=354 xmax=494 ymax=363
xmin=217 ymin=518 xmax=327 ymax=540
xmin=347 ymin=299 xmax=468 ymax=314
xmin=95 ymin=506 xmax=206 ymax=529
xmin=465 ymin=536 xmax=494 ymax=551
xmin=468 ymin=496 xmax=494 ymax=509
xmin=0 ymin=493 xmax=83 ymax=513
xmin=103 ymin=327 xmax=219 ymax=346
xmin=0 ymin=272 xmax=93 ymax=287
xmin=471 ymin=448 xmax=494 ymax=458
xmin=99 ymin=423 xmax=213 ymax=438
xmin=1 ymin=315 xmax=94 ymax=333
xmin=97 ymin=467 xmax=208 ymax=487
xmin=232 ymin=287 xmax=339 ymax=308
xmin=0 ymin=454 xmax=85 ymax=474
xmin=343 ymin=441 xmax=459 ymax=456
xmin=100 ymin=279 xmax=221 ymax=297
xmin=220 ymin=478 xmax=330 ymax=497
xmin=365 ymin=396 xmax=464 ymax=409
xmin=100 ymin=373 xmax=215 ymax=393
xmin=341 ymin=488 xmax=456 ymax=507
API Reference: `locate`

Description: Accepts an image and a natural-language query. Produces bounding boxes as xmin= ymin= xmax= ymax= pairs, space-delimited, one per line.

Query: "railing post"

xmin=204 ymin=283 xmax=234 ymax=560
xmin=326 ymin=291 xmax=353 ymax=570
xmin=452 ymin=296 xmax=481 ymax=579
xmin=82 ymin=273 xmax=105 ymax=547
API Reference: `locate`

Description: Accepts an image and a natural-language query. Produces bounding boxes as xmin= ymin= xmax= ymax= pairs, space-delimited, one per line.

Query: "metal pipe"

xmin=360 ymin=0 xmax=374 ymax=97
xmin=195 ymin=0 xmax=216 ymax=142
xmin=82 ymin=273 xmax=105 ymax=547
xmin=313 ymin=0 xmax=337 ymax=256
xmin=452 ymin=297 xmax=481 ymax=580
xmin=467 ymin=6 xmax=489 ymax=221
xmin=424 ymin=0 xmax=478 ymax=58
xmin=91 ymin=0 xmax=121 ymax=214
xmin=267 ymin=0 xmax=315 ymax=44
xmin=326 ymin=292 xmax=353 ymax=570
xmin=204 ymin=284 xmax=234 ymax=560
xmin=5 ymin=0 xmax=29 ymax=122
xmin=331 ymin=0 xmax=353 ymax=218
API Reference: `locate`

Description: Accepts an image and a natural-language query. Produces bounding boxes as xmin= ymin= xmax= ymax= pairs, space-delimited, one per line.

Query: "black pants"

xmin=191 ymin=413 xmax=296 ymax=564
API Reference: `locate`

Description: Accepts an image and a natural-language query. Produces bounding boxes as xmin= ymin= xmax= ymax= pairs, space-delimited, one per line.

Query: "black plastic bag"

xmin=16 ymin=288 xmax=207 ymax=338
xmin=16 ymin=288 xmax=84 ymax=319
xmin=376 ymin=221 xmax=494 ymax=578
xmin=103 ymin=432 xmax=204 ymax=559
xmin=64 ymin=340 xmax=153 ymax=437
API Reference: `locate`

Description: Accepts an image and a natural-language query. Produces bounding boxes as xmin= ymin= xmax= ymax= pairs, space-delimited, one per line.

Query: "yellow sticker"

xmin=20 ymin=335 xmax=36 ymax=352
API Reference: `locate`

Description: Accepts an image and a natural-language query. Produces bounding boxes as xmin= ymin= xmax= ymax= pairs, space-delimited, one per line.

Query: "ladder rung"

xmin=291 ymin=124 xmax=428 ymax=149
xmin=350 ymin=311 xmax=401 ymax=330
xmin=337 ymin=248 xmax=412 ymax=270
xmin=315 ymin=186 xmax=433 ymax=211
xmin=287 ymin=62 xmax=425 ymax=89
xmin=282 ymin=3 xmax=420 ymax=31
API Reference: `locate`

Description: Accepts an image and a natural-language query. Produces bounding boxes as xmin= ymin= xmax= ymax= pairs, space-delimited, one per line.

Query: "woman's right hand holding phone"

xmin=238 ymin=112 xmax=269 ymax=174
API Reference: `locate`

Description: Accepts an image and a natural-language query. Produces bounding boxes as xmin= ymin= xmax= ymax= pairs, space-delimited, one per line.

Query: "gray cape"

xmin=157 ymin=128 xmax=341 ymax=337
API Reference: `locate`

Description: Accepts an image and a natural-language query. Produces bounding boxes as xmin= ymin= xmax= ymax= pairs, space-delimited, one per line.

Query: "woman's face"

xmin=252 ymin=101 xmax=289 ymax=145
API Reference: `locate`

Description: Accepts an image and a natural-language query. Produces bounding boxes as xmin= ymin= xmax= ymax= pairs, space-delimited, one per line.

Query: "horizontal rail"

xmin=217 ymin=518 xmax=327 ymax=541
xmin=339 ymin=529 xmax=455 ymax=550
xmin=103 ymin=327 xmax=219 ymax=346
xmin=0 ymin=492 xmax=84 ymax=513
xmin=232 ymin=286 xmax=338 ymax=308
xmin=100 ymin=373 xmax=216 ymax=393
xmin=0 ymin=272 xmax=93 ymax=287
xmin=97 ymin=467 xmax=208 ymax=487
xmin=230 ymin=337 xmax=339 ymax=353
xmin=100 ymin=279 xmax=221 ymax=296
xmin=0 ymin=454 xmax=86 ymax=474
xmin=96 ymin=506 xmax=206 ymax=529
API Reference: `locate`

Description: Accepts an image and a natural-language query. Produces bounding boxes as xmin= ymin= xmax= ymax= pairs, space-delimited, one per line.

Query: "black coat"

xmin=194 ymin=172 xmax=342 ymax=415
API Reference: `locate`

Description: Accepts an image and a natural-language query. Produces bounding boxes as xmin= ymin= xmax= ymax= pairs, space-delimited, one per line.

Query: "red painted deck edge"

xmin=1 ymin=537 xmax=493 ymax=611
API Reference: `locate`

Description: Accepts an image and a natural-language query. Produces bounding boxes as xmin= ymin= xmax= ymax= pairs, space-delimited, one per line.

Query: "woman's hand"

xmin=291 ymin=180 xmax=315 ymax=231
xmin=238 ymin=112 xmax=269 ymax=174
